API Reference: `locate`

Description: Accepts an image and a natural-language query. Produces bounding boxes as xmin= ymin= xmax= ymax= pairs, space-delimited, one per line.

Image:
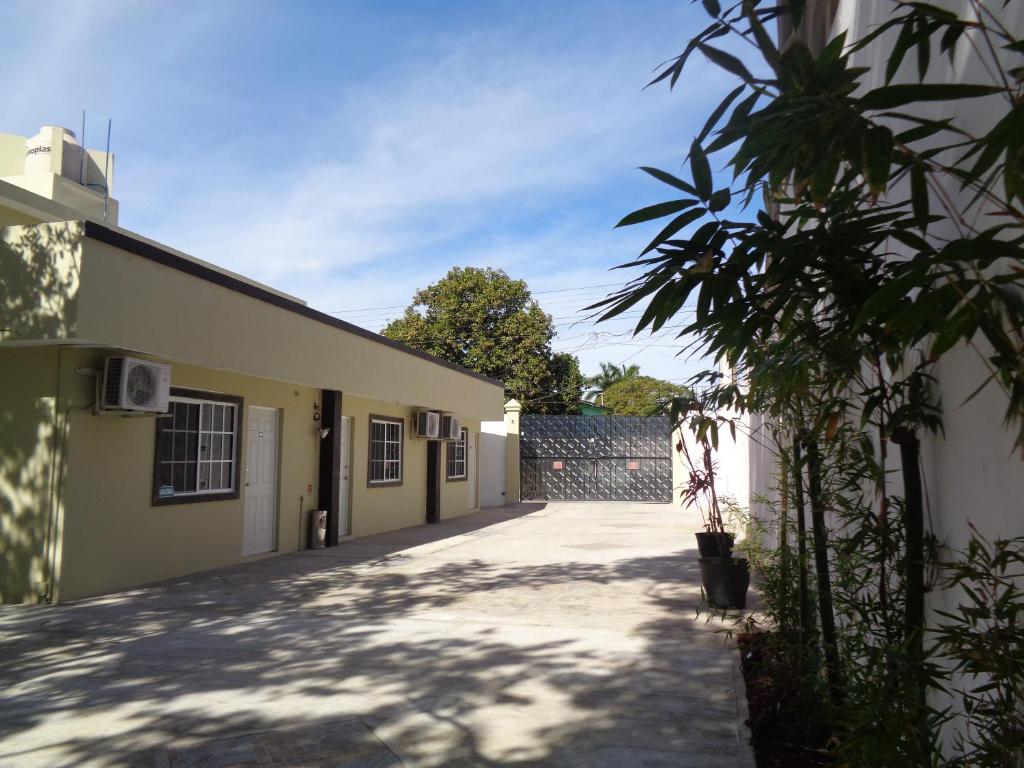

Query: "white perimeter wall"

xmin=745 ymin=1 xmax=1024 ymax=755
xmin=480 ymin=420 xmax=507 ymax=507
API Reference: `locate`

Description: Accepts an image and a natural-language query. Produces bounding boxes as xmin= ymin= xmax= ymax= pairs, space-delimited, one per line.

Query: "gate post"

xmin=504 ymin=399 xmax=522 ymax=504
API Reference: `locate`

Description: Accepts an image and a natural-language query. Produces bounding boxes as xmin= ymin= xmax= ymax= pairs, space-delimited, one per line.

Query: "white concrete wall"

xmin=480 ymin=419 xmax=507 ymax=507
xmin=748 ymin=0 xmax=1024 ymax=566
xmin=743 ymin=0 xmax=1024 ymax=755
xmin=831 ymin=0 xmax=1024 ymax=570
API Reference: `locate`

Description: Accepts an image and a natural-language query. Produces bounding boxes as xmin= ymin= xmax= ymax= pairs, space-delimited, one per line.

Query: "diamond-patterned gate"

xmin=520 ymin=415 xmax=672 ymax=502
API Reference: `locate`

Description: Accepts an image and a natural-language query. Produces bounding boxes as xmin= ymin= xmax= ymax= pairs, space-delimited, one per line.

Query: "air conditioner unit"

xmin=102 ymin=356 xmax=171 ymax=413
xmin=441 ymin=415 xmax=462 ymax=440
xmin=414 ymin=410 xmax=440 ymax=439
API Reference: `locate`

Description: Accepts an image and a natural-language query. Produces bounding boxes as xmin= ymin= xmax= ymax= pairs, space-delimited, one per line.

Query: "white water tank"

xmin=24 ymin=126 xmax=84 ymax=181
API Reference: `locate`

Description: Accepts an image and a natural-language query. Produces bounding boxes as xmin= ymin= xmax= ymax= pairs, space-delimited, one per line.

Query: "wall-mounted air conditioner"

xmin=414 ymin=410 xmax=440 ymax=439
xmin=101 ymin=356 xmax=171 ymax=413
xmin=441 ymin=415 xmax=462 ymax=440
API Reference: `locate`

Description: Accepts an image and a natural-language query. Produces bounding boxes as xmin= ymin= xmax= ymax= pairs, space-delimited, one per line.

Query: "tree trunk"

xmin=894 ymin=429 xmax=928 ymax=754
xmin=792 ymin=436 xmax=812 ymax=643
xmin=895 ymin=432 xmax=924 ymax=654
xmin=778 ymin=445 xmax=792 ymax=629
xmin=804 ymin=436 xmax=845 ymax=710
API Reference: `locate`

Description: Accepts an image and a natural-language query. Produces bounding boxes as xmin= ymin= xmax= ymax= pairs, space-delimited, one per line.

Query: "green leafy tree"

xmin=584 ymin=361 xmax=640 ymax=401
xmin=382 ymin=267 xmax=583 ymax=413
xmin=601 ymin=375 xmax=684 ymax=416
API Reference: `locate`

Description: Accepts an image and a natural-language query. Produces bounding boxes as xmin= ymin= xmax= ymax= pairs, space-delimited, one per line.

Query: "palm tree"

xmin=584 ymin=362 xmax=640 ymax=402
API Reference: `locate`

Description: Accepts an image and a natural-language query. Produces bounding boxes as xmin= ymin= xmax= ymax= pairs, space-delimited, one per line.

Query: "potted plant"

xmin=672 ymin=386 xmax=749 ymax=610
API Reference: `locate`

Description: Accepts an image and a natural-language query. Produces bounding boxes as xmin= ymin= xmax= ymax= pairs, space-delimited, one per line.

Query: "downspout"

xmin=42 ymin=347 xmax=73 ymax=604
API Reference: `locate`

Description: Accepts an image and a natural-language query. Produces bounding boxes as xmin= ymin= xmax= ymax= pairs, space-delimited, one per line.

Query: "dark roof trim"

xmin=83 ymin=221 xmax=504 ymax=388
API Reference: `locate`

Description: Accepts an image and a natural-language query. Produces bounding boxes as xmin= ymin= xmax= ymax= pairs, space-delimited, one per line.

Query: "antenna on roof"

xmin=102 ymin=118 xmax=111 ymax=224
xmin=79 ymin=110 xmax=87 ymax=185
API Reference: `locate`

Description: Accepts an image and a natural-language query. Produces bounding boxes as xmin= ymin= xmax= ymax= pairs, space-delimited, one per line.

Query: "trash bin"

xmin=309 ymin=509 xmax=327 ymax=549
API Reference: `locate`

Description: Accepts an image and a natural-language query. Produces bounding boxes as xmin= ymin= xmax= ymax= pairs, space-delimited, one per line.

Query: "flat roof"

xmin=83 ymin=220 xmax=504 ymax=389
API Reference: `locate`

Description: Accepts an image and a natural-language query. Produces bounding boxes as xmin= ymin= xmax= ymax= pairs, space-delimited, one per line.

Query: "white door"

xmin=244 ymin=406 xmax=279 ymax=555
xmin=338 ymin=416 xmax=352 ymax=536
xmin=468 ymin=431 xmax=479 ymax=509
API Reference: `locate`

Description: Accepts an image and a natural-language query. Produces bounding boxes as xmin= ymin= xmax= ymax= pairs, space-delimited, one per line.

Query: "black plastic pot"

xmin=695 ymin=531 xmax=735 ymax=558
xmin=699 ymin=557 xmax=750 ymax=610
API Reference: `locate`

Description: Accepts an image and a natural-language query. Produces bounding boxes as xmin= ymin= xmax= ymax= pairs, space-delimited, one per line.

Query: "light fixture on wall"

xmin=313 ymin=402 xmax=321 ymax=423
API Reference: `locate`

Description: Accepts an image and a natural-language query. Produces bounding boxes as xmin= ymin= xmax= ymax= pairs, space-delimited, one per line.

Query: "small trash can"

xmin=309 ymin=509 xmax=327 ymax=549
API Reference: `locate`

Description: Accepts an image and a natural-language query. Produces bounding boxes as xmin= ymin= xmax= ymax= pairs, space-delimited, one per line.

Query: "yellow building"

xmin=0 ymin=127 xmax=505 ymax=604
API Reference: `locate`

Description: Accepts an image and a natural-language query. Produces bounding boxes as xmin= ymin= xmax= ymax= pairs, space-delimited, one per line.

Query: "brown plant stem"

xmin=804 ymin=435 xmax=845 ymax=711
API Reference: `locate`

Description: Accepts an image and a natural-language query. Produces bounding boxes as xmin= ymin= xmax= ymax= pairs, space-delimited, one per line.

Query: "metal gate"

xmin=520 ymin=415 xmax=672 ymax=502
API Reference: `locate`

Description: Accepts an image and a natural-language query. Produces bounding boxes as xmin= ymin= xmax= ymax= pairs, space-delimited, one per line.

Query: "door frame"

xmin=468 ymin=431 xmax=479 ymax=510
xmin=338 ymin=415 xmax=353 ymax=537
xmin=243 ymin=405 xmax=280 ymax=556
xmin=426 ymin=440 xmax=441 ymax=524
xmin=318 ymin=390 xmax=343 ymax=546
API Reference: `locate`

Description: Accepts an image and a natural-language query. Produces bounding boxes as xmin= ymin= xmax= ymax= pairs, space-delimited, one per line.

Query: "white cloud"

xmin=141 ymin=18 xmax=732 ymax=292
xmin=3 ymin=2 xmax=731 ymax=382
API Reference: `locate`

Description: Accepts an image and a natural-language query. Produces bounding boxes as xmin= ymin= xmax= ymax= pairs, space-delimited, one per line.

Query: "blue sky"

xmin=3 ymin=0 xmax=745 ymax=385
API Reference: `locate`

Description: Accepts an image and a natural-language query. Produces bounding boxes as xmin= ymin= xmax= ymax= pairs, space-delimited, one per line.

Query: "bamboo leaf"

xmin=859 ymin=84 xmax=1004 ymax=110
xmin=826 ymin=412 xmax=840 ymax=441
xmin=862 ymin=125 xmax=894 ymax=193
xmin=886 ymin=21 xmax=916 ymax=84
xmin=911 ymin=163 xmax=929 ymax=232
xmin=616 ymin=199 xmax=699 ymax=228
xmin=641 ymin=207 xmax=708 ymax=255
xmin=855 ymin=271 xmax=922 ymax=326
xmin=708 ymin=187 xmax=732 ymax=213
xmin=690 ymin=140 xmax=713 ymax=200
xmin=697 ymin=42 xmax=756 ymax=83
xmin=930 ymin=306 xmax=978 ymax=358
xmin=639 ymin=166 xmax=698 ymax=195
xmin=916 ymin=17 xmax=931 ymax=81
xmin=745 ymin=0 xmax=781 ymax=75
xmin=697 ymin=85 xmax=745 ymax=145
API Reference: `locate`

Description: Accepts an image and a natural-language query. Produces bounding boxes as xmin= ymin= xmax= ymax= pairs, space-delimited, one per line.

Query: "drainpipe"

xmin=42 ymin=347 xmax=74 ymax=604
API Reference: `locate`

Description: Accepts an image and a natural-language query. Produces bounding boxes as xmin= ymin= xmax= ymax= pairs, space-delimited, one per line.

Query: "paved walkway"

xmin=0 ymin=502 xmax=754 ymax=767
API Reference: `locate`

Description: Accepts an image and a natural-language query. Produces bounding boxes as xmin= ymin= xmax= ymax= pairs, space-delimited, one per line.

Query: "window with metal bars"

xmin=153 ymin=390 xmax=241 ymax=504
xmin=368 ymin=415 xmax=403 ymax=485
xmin=446 ymin=428 xmax=467 ymax=481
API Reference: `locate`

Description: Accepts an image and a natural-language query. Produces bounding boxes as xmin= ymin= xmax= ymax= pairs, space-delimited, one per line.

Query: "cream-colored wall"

xmin=440 ymin=423 xmax=481 ymax=519
xmin=1 ymin=220 xmax=505 ymax=421
xmin=0 ymin=347 xmax=62 ymax=603
xmin=55 ymin=349 xmax=319 ymax=602
xmin=2 ymin=217 xmax=506 ymax=601
xmin=504 ymin=400 xmax=521 ymax=503
xmin=1 ymin=348 xmax=496 ymax=602
xmin=343 ymin=395 xmax=428 ymax=538
xmin=0 ymin=203 xmax=44 ymax=227
xmin=342 ymin=394 xmax=482 ymax=536
xmin=69 ymin=231 xmax=503 ymax=420
xmin=0 ymin=221 xmax=82 ymax=342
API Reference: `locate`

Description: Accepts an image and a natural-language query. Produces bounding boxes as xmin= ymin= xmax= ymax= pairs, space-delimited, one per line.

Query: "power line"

xmin=327 ymin=281 xmax=629 ymax=316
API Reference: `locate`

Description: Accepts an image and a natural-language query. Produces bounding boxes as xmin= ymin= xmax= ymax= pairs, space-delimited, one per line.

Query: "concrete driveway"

xmin=0 ymin=502 xmax=753 ymax=768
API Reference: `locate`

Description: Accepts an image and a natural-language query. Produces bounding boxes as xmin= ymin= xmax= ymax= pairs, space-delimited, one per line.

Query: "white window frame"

xmin=446 ymin=428 xmax=468 ymax=481
xmin=368 ymin=415 xmax=403 ymax=486
xmin=155 ymin=394 xmax=240 ymax=502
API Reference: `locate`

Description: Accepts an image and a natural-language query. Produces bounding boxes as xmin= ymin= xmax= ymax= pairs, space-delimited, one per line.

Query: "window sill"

xmin=151 ymin=490 xmax=240 ymax=506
